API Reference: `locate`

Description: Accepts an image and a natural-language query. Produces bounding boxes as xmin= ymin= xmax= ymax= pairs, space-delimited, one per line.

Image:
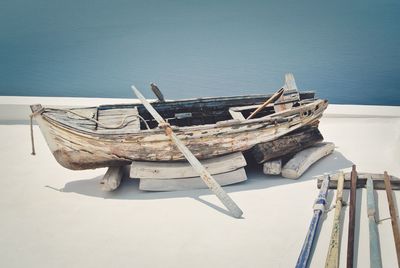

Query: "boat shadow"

xmin=61 ymin=150 xmax=354 ymax=202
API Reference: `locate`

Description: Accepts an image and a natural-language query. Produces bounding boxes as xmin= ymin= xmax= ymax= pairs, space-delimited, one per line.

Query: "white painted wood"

xmin=130 ymin=152 xmax=246 ymax=179
xmin=284 ymin=73 xmax=298 ymax=90
xmin=263 ymin=159 xmax=282 ymax=175
xmin=100 ymin=165 xmax=130 ymax=191
xmin=132 ymin=85 xmax=243 ymax=218
xmin=281 ymin=142 xmax=335 ymax=179
xmin=274 ymin=73 xmax=300 ymax=113
xmin=139 ymin=168 xmax=247 ymax=191
xmin=97 ymin=107 xmax=140 ymax=134
xmin=228 ymin=109 xmax=245 ymax=120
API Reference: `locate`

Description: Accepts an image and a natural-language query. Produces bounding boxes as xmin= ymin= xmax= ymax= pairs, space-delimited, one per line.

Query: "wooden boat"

xmin=30 ymin=90 xmax=327 ymax=170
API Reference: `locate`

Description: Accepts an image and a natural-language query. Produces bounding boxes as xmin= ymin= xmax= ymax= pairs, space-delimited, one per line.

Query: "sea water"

xmin=0 ymin=0 xmax=399 ymax=105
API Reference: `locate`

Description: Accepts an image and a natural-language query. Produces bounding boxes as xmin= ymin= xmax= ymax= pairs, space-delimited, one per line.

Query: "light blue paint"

xmin=367 ymin=178 xmax=383 ymax=268
xmin=0 ymin=1 xmax=399 ymax=105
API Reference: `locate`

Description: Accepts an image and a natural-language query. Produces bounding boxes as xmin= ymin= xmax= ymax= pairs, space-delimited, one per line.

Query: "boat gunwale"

xmin=36 ymin=98 xmax=327 ymax=141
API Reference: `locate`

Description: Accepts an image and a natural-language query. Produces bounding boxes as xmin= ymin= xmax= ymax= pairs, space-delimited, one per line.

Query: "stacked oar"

xmin=298 ymin=167 xmax=400 ymax=267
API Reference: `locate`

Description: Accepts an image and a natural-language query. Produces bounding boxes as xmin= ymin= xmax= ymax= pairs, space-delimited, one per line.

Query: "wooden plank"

xmin=274 ymin=73 xmax=300 ymax=113
xmin=130 ymin=152 xmax=246 ymax=179
xmin=317 ymin=172 xmax=400 ymax=190
xmin=284 ymin=73 xmax=298 ymax=90
xmin=263 ymin=159 xmax=282 ymax=175
xmin=384 ymin=171 xmax=400 ymax=266
xmin=251 ymin=125 xmax=324 ymax=164
xmin=139 ymin=168 xmax=247 ymax=191
xmin=97 ymin=107 xmax=140 ymax=134
xmin=281 ymin=142 xmax=335 ymax=179
xmin=132 ymin=85 xmax=243 ymax=218
xmin=347 ymin=165 xmax=358 ymax=268
xmin=366 ymin=177 xmax=383 ymax=268
xmin=100 ymin=165 xmax=130 ymax=191
xmin=228 ymin=109 xmax=245 ymax=120
xmin=325 ymin=172 xmax=345 ymax=268
xmin=44 ymin=107 xmax=97 ymax=131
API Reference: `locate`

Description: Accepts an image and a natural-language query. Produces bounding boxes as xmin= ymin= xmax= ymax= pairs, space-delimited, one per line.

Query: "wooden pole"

xmin=295 ymin=174 xmax=330 ymax=268
xmin=384 ymin=171 xmax=400 ymax=266
xmin=325 ymin=171 xmax=345 ymax=268
xmin=366 ymin=177 xmax=383 ymax=268
xmin=131 ymin=85 xmax=243 ymax=218
xmin=246 ymin=87 xmax=284 ymax=119
xmin=347 ymin=165 xmax=357 ymax=268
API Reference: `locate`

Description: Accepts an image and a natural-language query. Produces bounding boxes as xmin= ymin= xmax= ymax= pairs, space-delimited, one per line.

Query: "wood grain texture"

xmin=325 ymin=172 xmax=345 ymax=268
xmin=263 ymin=159 xmax=282 ymax=175
xmin=131 ymin=152 xmax=246 ymax=179
xmin=32 ymin=96 xmax=327 ymax=170
xmin=139 ymin=168 xmax=247 ymax=191
xmin=384 ymin=171 xmax=400 ymax=267
xmin=281 ymin=142 xmax=335 ymax=179
xmin=274 ymin=73 xmax=300 ymax=113
xmin=251 ymin=125 xmax=324 ymax=164
xmin=133 ymin=86 xmax=243 ymax=218
xmin=246 ymin=87 xmax=284 ymax=119
xmin=100 ymin=165 xmax=130 ymax=191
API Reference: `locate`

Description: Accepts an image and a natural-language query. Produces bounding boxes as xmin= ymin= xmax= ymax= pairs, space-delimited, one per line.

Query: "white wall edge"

xmin=0 ymin=96 xmax=399 ymax=123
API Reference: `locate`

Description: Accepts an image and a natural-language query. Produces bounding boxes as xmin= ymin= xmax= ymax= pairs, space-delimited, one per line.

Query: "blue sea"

xmin=0 ymin=0 xmax=399 ymax=105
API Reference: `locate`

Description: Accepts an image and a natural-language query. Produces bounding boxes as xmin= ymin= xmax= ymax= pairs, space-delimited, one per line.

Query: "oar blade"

xmin=131 ymin=85 xmax=243 ymax=218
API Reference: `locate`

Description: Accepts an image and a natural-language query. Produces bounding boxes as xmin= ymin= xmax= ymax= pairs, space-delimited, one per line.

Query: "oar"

xmin=296 ymin=174 xmax=330 ymax=268
xmin=366 ymin=177 xmax=383 ymax=268
xmin=246 ymin=87 xmax=285 ymax=119
xmin=384 ymin=171 xmax=400 ymax=266
xmin=131 ymin=85 xmax=243 ymax=218
xmin=325 ymin=171 xmax=345 ymax=268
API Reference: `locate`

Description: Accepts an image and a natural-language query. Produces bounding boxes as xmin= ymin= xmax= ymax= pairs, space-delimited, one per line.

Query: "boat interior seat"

xmin=96 ymin=106 xmax=141 ymax=134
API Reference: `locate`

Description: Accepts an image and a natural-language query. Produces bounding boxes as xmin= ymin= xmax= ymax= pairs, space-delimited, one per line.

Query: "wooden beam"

xmin=263 ymin=159 xmax=282 ymax=175
xmin=139 ymin=168 xmax=247 ymax=191
xmin=281 ymin=142 xmax=335 ymax=179
xmin=131 ymin=152 xmax=246 ymax=179
xmin=251 ymin=125 xmax=324 ymax=164
xmin=317 ymin=172 xmax=400 ymax=190
xmin=100 ymin=165 xmax=130 ymax=191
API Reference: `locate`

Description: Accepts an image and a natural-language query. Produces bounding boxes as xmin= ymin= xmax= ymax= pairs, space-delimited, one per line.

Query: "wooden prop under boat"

xmin=30 ymin=91 xmax=327 ymax=170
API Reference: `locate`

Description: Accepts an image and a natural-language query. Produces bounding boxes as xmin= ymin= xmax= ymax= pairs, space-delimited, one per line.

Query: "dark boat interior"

xmin=98 ymin=92 xmax=315 ymax=130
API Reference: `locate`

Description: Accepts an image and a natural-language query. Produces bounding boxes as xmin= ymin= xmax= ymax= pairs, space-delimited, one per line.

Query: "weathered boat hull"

xmin=32 ymin=96 xmax=327 ymax=170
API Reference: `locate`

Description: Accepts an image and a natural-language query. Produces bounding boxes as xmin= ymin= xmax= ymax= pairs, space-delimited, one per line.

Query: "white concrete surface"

xmin=0 ymin=97 xmax=399 ymax=268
